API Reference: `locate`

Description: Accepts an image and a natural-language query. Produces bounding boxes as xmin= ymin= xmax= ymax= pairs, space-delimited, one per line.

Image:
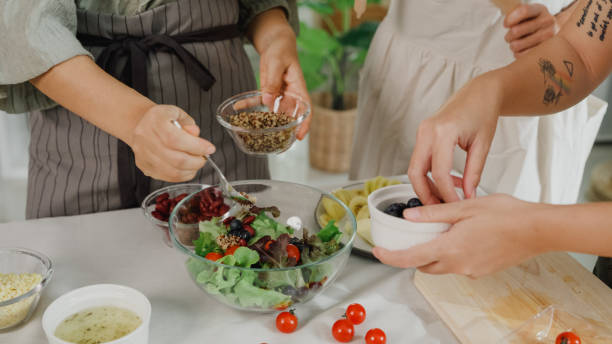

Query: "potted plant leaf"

xmin=298 ymin=0 xmax=384 ymax=173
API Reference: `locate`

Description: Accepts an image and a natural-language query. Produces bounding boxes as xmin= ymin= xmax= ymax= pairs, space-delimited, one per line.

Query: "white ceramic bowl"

xmin=368 ymin=184 xmax=455 ymax=251
xmin=42 ymin=284 xmax=151 ymax=344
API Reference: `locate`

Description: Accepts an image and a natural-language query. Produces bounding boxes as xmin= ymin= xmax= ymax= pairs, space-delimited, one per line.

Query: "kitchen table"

xmin=0 ymin=208 xmax=458 ymax=343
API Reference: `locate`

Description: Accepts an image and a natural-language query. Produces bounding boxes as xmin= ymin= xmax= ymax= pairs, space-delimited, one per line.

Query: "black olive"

xmin=229 ymin=219 xmax=243 ymax=231
xmin=406 ymin=198 xmax=423 ymax=208
xmin=383 ymin=202 xmax=408 ymax=218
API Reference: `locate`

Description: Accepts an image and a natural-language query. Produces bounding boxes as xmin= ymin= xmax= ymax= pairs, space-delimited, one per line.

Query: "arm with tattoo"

xmin=491 ymin=0 xmax=612 ymax=116
xmin=407 ymin=0 xmax=612 ymax=205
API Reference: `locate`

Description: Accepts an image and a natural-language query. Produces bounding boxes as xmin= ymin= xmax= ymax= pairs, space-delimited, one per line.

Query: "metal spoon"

xmin=171 ymin=120 xmax=251 ymax=204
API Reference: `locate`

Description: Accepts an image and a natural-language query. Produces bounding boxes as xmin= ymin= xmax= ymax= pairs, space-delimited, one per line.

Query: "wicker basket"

xmin=308 ymin=92 xmax=358 ymax=173
xmin=586 ymin=160 xmax=612 ymax=202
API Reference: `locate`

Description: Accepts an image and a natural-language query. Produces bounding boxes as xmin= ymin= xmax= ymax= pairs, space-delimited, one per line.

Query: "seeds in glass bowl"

xmin=229 ymin=111 xmax=294 ymax=153
xmin=0 ymin=273 xmax=42 ymax=328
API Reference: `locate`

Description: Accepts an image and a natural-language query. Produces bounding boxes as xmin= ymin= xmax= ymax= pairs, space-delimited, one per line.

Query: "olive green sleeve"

xmin=237 ymin=0 xmax=299 ymax=35
xmin=0 ymin=0 xmax=92 ymax=114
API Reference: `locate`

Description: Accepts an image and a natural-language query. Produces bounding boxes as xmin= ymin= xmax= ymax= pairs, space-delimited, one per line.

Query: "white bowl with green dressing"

xmin=42 ymin=284 xmax=151 ymax=344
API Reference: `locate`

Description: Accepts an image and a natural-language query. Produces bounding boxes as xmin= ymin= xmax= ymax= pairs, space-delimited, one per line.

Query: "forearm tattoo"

xmin=538 ymin=58 xmax=574 ymax=105
xmin=576 ymin=0 xmax=612 ymax=41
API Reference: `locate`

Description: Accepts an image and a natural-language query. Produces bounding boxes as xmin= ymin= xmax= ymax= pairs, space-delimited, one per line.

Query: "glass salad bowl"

xmin=168 ymin=180 xmax=356 ymax=312
xmin=216 ymin=91 xmax=310 ymax=155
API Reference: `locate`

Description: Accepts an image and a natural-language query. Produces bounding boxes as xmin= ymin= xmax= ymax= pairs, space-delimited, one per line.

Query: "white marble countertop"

xmin=0 ymin=208 xmax=458 ymax=343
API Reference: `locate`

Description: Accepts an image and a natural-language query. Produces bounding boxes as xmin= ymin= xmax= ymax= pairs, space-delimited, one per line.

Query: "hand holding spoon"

xmin=171 ymin=120 xmax=252 ymax=205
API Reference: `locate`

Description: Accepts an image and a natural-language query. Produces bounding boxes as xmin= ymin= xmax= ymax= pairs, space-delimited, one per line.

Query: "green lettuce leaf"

xmin=233 ymin=273 xmax=291 ymax=309
xmin=317 ymin=220 xmax=342 ymax=242
xmin=233 ymin=247 xmax=260 ymax=267
xmin=265 ymin=269 xmax=307 ymax=290
xmin=188 ymin=247 xmax=289 ymax=308
xmin=199 ymin=218 xmax=226 ymax=238
xmin=193 ymin=232 xmax=221 ymax=257
xmin=250 ymin=213 xmax=293 ymax=244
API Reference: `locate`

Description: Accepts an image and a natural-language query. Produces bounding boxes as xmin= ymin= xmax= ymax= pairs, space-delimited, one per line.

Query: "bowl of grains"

xmin=0 ymin=247 xmax=53 ymax=331
xmin=216 ymin=91 xmax=310 ymax=155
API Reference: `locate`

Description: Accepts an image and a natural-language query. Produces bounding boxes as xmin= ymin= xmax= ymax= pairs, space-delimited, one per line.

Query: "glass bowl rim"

xmin=168 ymin=180 xmax=356 ymax=272
xmin=0 ymin=247 xmax=53 ymax=307
xmin=141 ymin=183 xmax=211 ymax=228
xmin=215 ymin=90 xmax=311 ymax=134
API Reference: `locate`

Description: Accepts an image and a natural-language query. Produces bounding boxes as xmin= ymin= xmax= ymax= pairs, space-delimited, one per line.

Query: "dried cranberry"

xmin=223 ymin=216 xmax=236 ymax=226
xmin=239 ymin=239 xmax=247 ymax=246
xmin=155 ymin=192 xmax=170 ymax=204
xmin=202 ymin=190 xmax=213 ymax=204
xmin=189 ymin=196 xmax=200 ymax=208
xmin=242 ymin=215 xmax=256 ymax=225
xmin=243 ymin=225 xmax=255 ymax=237
xmin=152 ymin=210 xmax=165 ymax=221
xmin=155 ymin=202 xmax=166 ymax=213
xmin=174 ymin=193 xmax=188 ymax=202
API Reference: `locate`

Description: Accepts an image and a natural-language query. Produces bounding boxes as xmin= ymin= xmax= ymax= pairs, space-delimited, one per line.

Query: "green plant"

xmin=298 ymin=0 xmax=381 ymax=110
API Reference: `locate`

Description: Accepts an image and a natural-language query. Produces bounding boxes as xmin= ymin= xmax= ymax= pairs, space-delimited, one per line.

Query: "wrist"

xmin=472 ymin=72 xmax=503 ymax=122
xmin=123 ymin=99 xmax=156 ymax=148
xmin=526 ymin=202 xmax=559 ymax=253
xmin=249 ymin=8 xmax=295 ymax=54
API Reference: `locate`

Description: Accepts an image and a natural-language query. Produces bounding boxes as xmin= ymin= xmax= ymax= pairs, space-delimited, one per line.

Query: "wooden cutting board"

xmin=414 ymin=252 xmax=612 ymax=343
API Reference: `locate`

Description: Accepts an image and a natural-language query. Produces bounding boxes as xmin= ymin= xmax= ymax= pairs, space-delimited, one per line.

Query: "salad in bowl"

xmin=168 ymin=180 xmax=356 ymax=312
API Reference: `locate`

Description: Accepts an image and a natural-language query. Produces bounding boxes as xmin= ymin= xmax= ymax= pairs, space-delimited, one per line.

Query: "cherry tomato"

xmin=365 ymin=328 xmax=386 ymax=344
xmin=286 ymin=244 xmax=300 ymax=262
xmin=225 ymin=245 xmax=240 ymax=256
xmin=332 ymin=319 xmax=354 ymax=342
xmin=276 ymin=311 xmax=298 ymax=333
xmin=264 ymin=240 xmax=274 ymax=251
xmin=204 ymin=252 xmax=223 ymax=261
xmin=345 ymin=303 xmax=366 ymax=325
xmin=556 ymin=332 xmax=581 ymax=344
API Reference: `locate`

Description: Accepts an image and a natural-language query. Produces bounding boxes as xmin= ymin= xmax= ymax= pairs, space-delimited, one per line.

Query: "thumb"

xmin=403 ymin=201 xmax=466 ymax=224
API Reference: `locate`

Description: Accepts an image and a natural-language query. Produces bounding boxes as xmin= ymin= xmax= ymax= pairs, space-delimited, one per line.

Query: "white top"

xmin=0 ymin=209 xmax=458 ymax=343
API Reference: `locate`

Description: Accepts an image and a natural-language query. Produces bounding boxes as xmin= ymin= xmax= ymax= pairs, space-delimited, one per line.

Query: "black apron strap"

xmin=77 ymin=24 xmax=241 ymax=208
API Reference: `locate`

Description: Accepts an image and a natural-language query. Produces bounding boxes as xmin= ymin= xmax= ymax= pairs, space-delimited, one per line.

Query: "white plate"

xmin=322 ymin=175 xmax=488 ymax=260
xmin=316 ymin=175 xmax=409 ymax=259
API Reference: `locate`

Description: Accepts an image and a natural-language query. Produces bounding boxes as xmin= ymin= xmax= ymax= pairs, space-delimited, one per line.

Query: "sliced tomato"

xmin=224 ymin=245 xmax=240 ymax=256
xmin=204 ymin=252 xmax=223 ymax=261
xmin=286 ymin=244 xmax=300 ymax=262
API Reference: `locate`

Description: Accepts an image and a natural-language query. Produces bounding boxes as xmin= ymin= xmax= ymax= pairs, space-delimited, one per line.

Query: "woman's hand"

xmin=258 ymin=29 xmax=310 ymax=139
xmin=248 ymin=8 xmax=311 ymax=140
xmin=130 ymin=105 xmax=215 ymax=182
xmin=373 ymin=194 xmax=549 ymax=278
xmin=407 ymin=75 xmax=501 ymax=205
xmin=504 ymin=4 xmax=559 ymax=58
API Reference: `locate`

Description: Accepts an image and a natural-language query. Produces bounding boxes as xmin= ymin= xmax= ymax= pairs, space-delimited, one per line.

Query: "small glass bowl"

xmin=141 ymin=184 xmax=209 ymax=247
xmin=216 ymin=91 xmax=310 ymax=155
xmin=169 ymin=180 xmax=356 ymax=312
xmin=0 ymin=247 xmax=53 ymax=331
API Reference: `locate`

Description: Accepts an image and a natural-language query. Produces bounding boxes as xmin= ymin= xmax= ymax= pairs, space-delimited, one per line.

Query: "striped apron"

xmin=26 ymin=0 xmax=269 ymax=219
